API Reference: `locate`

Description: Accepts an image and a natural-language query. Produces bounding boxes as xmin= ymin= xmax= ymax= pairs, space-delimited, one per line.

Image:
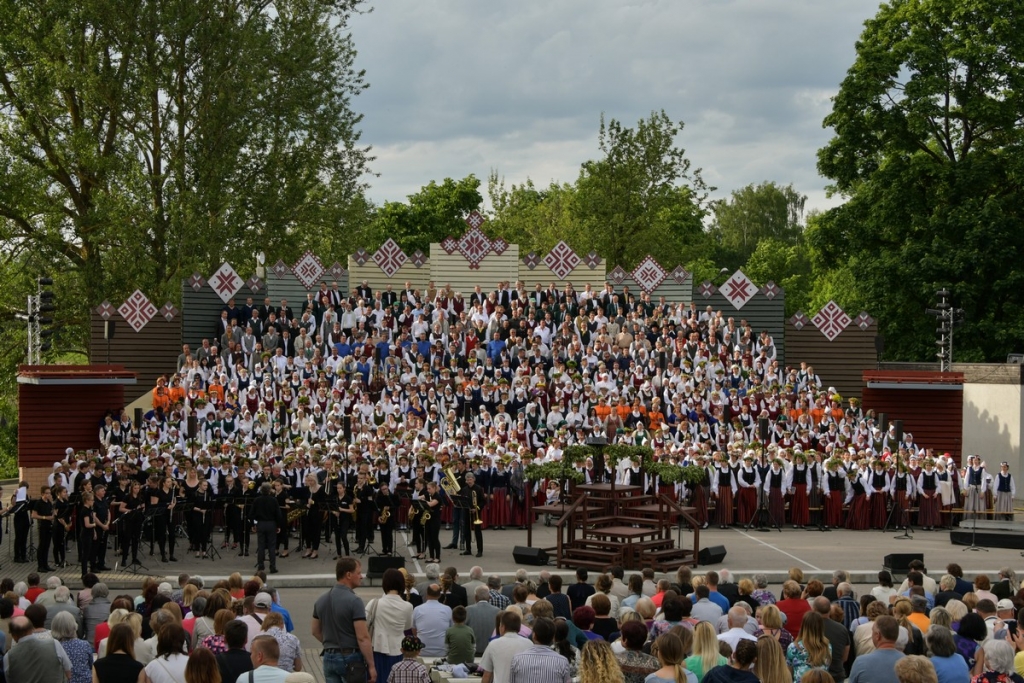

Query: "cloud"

xmin=349 ymin=0 xmax=879 ymax=212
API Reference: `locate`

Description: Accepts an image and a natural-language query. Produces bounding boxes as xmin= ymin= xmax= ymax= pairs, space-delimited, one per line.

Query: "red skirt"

xmin=737 ymin=487 xmax=758 ymax=523
xmin=893 ymin=490 xmax=909 ymax=526
xmin=658 ymin=484 xmax=677 ymax=501
xmin=767 ymin=488 xmax=786 ymax=526
xmin=870 ymin=492 xmax=888 ymax=529
xmin=825 ymin=491 xmax=845 ymax=527
xmin=846 ymin=494 xmax=870 ymax=530
xmin=790 ymin=484 xmax=809 ymax=526
xmin=716 ymin=487 xmax=734 ymax=526
xmin=918 ymin=491 xmax=941 ymax=527
xmin=691 ymin=486 xmax=709 ymax=525
xmin=491 ymin=488 xmax=511 ymax=527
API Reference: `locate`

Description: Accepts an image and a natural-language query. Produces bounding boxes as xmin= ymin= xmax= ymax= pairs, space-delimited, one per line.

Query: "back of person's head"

xmin=512 ymin=584 xmax=528 ymax=604
xmin=24 ymin=603 xmax=46 ymax=629
xmin=426 ymin=584 xmax=441 ymax=599
xmin=474 ymin=585 xmax=490 ymax=602
xmin=754 ymin=635 xmax=790 ymax=683
xmin=381 ymin=568 xmax=404 ymax=594
xmin=799 ymin=671 xmax=835 ymax=683
xmin=0 ymin=598 xmax=13 ymax=620
xmin=185 ymin=646 xmax=219 ymax=683
xmin=874 ymin=615 xmax=900 ymax=643
xmin=549 ymin=574 xmax=563 ymax=592
xmin=662 ymin=596 xmax=684 ymax=622
xmin=878 ymin=570 xmax=894 ymax=588
xmin=572 ymin=605 xmax=595 ymax=630
xmin=976 ymin=598 xmax=997 ymax=615
xmin=452 ymin=605 xmax=467 ymax=624
xmin=46 ymin=576 xmax=62 ymax=590
xmin=907 ymin=571 xmax=923 ymax=587
xmin=9 ymin=616 xmax=32 ymax=640
xmin=532 ymin=617 xmax=555 ymax=646
xmin=733 ymin=639 xmax=758 ymax=668
xmin=705 ymin=570 xmax=719 ymax=587
xmin=576 ymin=568 xmax=588 ymax=582
xmin=812 ymin=596 xmax=831 ymax=615
xmin=252 ymin=634 xmax=281 ymax=662
xmin=590 ymin=593 xmax=611 ymax=617
xmin=487 ymin=575 xmax=501 ymax=589
xmin=805 ymin=579 xmax=824 ymax=598
xmin=893 ymin=654 xmax=938 ymax=683
xmin=92 ymin=582 xmax=110 ymax=600
xmin=982 ymin=639 xmax=1015 ymax=675
xmin=224 ymin=618 xmax=249 ymax=649
xmin=620 ymin=620 xmax=648 ymax=650
xmin=107 ymin=622 xmax=137 ymax=658
xmin=908 ymin=559 xmax=926 ymax=574
xmin=27 ymin=572 xmax=40 ymax=587
xmin=261 ymin=612 xmax=284 ymax=631
xmin=609 ymin=566 xmax=624 ymax=580
xmin=156 ymin=622 xmax=187 ymax=658
xmin=531 ymin=600 xmax=553 ymax=620
xmin=782 ymin=580 xmax=802 ymax=599
xmin=924 ymin=625 xmax=956 ymax=657
xmin=51 ymin=611 xmax=78 ymax=640
xmin=695 ymin=584 xmax=710 ymax=600
xmin=501 ymin=609 xmax=523 ymax=633
xmin=946 ymin=563 xmax=963 ymax=578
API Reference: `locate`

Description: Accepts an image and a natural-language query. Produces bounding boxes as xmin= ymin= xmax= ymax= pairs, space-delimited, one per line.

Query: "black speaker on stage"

xmin=343 ymin=415 xmax=352 ymax=443
xmin=874 ymin=335 xmax=885 ymax=354
xmin=878 ymin=413 xmax=888 ymax=435
xmin=883 ymin=553 xmax=923 ymax=575
xmin=187 ymin=416 xmax=197 ymax=440
xmin=512 ymin=546 xmax=549 ymax=566
xmin=698 ymin=545 xmax=727 ymax=565
xmin=134 ymin=407 xmax=143 ymax=426
xmin=104 ymin=320 xmax=115 ymax=341
xmin=758 ymin=418 xmax=769 ymax=443
xmin=587 ymin=436 xmax=608 ymax=483
xmin=893 ymin=420 xmax=904 ymax=446
xmin=368 ymin=555 xmax=405 ymax=578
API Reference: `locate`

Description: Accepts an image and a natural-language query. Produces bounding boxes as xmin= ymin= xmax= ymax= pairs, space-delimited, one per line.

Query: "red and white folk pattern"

xmin=464 ymin=210 xmax=485 ymax=230
xmin=789 ymin=312 xmax=810 ymax=330
xmin=607 ymin=266 xmax=627 ymax=285
xmin=812 ymin=301 xmax=852 ymax=341
xmin=491 ymin=238 xmax=509 ymax=256
xmin=522 ymin=252 xmax=540 ymax=269
xmin=699 ymin=281 xmax=717 ymax=298
xmin=352 ymin=248 xmax=369 ymax=266
xmin=543 ymin=240 xmax=580 ymax=280
xmin=721 ymin=271 xmax=757 ymax=309
xmin=245 ymin=276 xmax=263 ymax=293
xmin=327 ymin=262 xmax=347 ymax=279
xmin=440 ymin=236 xmax=459 ymax=255
xmin=210 ymin=263 xmax=242 ymax=303
xmin=631 ymin=255 xmax=667 ymax=294
xmin=584 ymin=251 xmax=602 ymax=269
xmin=411 ymin=250 xmax=427 ymax=268
xmin=95 ymin=301 xmax=116 ymax=320
xmin=373 ymin=238 xmax=408 ymax=278
xmin=670 ymin=265 xmax=690 ymax=285
xmin=188 ymin=274 xmax=206 ymax=291
xmin=160 ymin=303 xmax=179 ymax=321
xmin=855 ymin=312 xmax=875 ymax=331
xmin=118 ymin=290 xmax=157 ymax=332
xmin=761 ymin=282 xmax=781 ymax=300
xmin=271 ymin=260 xmax=290 ymax=279
xmin=292 ymin=251 xmax=325 ymax=289
xmin=457 ymin=227 xmax=492 ymax=269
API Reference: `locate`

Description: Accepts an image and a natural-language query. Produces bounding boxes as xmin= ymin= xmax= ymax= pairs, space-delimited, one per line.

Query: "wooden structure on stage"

xmin=528 ymin=482 xmax=701 ymax=571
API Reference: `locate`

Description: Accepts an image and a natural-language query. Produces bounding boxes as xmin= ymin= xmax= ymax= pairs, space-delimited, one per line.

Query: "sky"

xmin=348 ymin=0 xmax=883 ymax=214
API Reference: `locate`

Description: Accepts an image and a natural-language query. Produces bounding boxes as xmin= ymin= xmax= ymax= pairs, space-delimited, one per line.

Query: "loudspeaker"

xmin=368 ymin=555 xmax=405 ymax=577
xmin=878 ymin=413 xmax=888 ymax=436
xmin=883 ymin=553 xmax=923 ymax=575
xmin=134 ymin=408 xmax=143 ymax=427
xmin=279 ymin=405 xmax=288 ymax=426
xmin=758 ymin=418 xmax=769 ymax=443
xmin=343 ymin=415 xmax=352 ymax=442
xmin=874 ymin=335 xmax=885 ymax=354
xmin=588 ymin=436 xmax=607 ymax=483
xmin=104 ymin=320 xmax=115 ymax=341
xmin=893 ymin=420 xmax=903 ymax=446
xmin=512 ymin=546 xmax=549 ymax=566
xmin=187 ymin=416 xmax=197 ymax=440
xmin=698 ymin=545 xmax=727 ymax=565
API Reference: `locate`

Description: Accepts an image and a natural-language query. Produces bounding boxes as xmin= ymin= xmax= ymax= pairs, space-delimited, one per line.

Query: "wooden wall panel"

xmin=265 ymin=269 xmax=349 ymax=308
xmin=89 ymin=315 xmax=181 ymax=403
xmin=181 ymin=278 xmax=268 ymax=350
xmin=347 ymin=258 xmax=431 ymax=294
xmin=19 ymin=380 xmax=125 ymax=467
xmin=429 ymin=245 xmax=521 ymax=293
xmin=611 ymin=275 xmax=693 ymax=304
xmin=785 ymin=323 xmax=878 ymax=401
xmin=861 ymin=385 xmax=964 ymax=460
xmin=694 ymin=289 xmax=787 ymax=366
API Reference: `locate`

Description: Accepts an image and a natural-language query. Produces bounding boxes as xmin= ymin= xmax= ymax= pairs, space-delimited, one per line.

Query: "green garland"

xmin=561 ymin=445 xmax=595 ymax=467
xmin=525 ymin=461 xmax=585 ymax=483
xmin=603 ymin=444 xmax=653 ymax=471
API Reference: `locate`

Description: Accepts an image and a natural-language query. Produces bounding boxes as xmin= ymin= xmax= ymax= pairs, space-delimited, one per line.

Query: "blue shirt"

xmin=693 ymin=591 xmax=730 ymax=614
xmin=929 ymin=654 xmax=970 ymax=683
xmin=271 ymin=603 xmax=294 ymax=632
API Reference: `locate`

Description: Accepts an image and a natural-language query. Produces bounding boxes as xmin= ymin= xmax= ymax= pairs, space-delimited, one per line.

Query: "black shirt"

xmin=251 ymin=493 xmax=282 ymax=524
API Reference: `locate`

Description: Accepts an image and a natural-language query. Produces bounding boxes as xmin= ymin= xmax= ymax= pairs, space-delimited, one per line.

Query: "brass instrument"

xmin=287 ymin=507 xmax=307 ymax=523
xmin=351 ymin=488 xmax=359 ymax=521
xmin=472 ymin=489 xmax=483 ymax=525
xmin=441 ymin=467 xmax=461 ymax=498
xmin=378 ymin=506 xmax=390 ymax=525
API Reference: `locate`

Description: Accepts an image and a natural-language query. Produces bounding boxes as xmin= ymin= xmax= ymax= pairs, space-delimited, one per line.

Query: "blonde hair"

xmin=125 ymin=612 xmax=143 ymax=640
xmin=261 ymin=612 xmax=285 ymax=631
xmin=760 ymin=604 xmax=784 ymax=630
xmin=755 ymin=635 xmax=792 ymax=683
xmin=107 ymin=608 xmax=130 ymax=627
xmin=579 ymin=639 xmax=623 ymax=683
xmin=182 ymin=584 xmax=198 ymax=607
xmin=795 ymin=612 xmax=831 ymax=668
xmin=693 ymin=621 xmax=720 ymax=677
xmin=789 ymin=567 xmax=805 ymax=584
xmin=945 ymin=599 xmax=967 ymax=623
xmin=652 ymin=633 xmax=691 ymax=683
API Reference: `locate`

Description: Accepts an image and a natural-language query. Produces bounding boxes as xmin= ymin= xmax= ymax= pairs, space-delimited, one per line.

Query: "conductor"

xmin=251 ymin=483 xmax=283 ymax=574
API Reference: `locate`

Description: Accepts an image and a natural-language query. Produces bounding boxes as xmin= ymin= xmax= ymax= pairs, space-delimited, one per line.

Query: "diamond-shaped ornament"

xmin=440 ymin=236 xmax=458 ymax=255
xmin=292 ymin=251 xmax=325 ymax=289
xmin=188 ymin=274 xmax=206 ymax=291
xmin=245 ymin=276 xmax=263 ymax=293
xmin=720 ymin=270 xmax=757 ymax=309
xmin=411 ymin=250 xmax=426 ymax=268
xmin=522 ymin=252 xmax=539 ymax=269
xmin=543 ymin=241 xmax=580 ymax=280
xmin=95 ymin=301 xmax=116 ymax=320
xmin=584 ymin=251 xmax=601 ymax=269
xmin=327 ymin=262 xmax=346 ymax=279
xmin=209 ymin=263 xmax=242 ymax=303
xmin=699 ymin=281 xmax=716 ymax=298
xmin=464 ymin=210 xmax=486 ymax=230
xmin=812 ymin=301 xmax=852 ymax=341
xmin=670 ymin=265 xmax=690 ymax=285
xmin=352 ymin=248 xmax=369 ymax=266
xmin=762 ymin=281 xmax=781 ymax=300
xmin=789 ymin=312 xmax=811 ymax=330
xmin=160 ymin=303 xmax=179 ymax=321
xmin=118 ymin=290 xmax=157 ymax=332
xmin=491 ymin=238 xmax=508 ymax=256
xmin=271 ymin=260 xmax=289 ymax=279
xmin=631 ymin=255 xmax=667 ymax=294
xmin=373 ymin=238 xmax=407 ymax=278
xmin=607 ymin=266 xmax=627 ymax=285
xmin=855 ymin=312 xmax=875 ymax=331
xmin=457 ymin=227 xmax=492 ymax=269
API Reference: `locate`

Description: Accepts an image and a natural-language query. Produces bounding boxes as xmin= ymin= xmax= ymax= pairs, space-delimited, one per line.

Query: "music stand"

xmin=746 ymin=423 xmax=781 ymax=533
xmin=118 ymin=508 xmax=148 ymax=573
xmin=962 ymin=486 xmax=988 ymax=552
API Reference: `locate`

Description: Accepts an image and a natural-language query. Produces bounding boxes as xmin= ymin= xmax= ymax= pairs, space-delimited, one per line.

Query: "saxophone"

xmin=287 ymin=506 xmax=307 ymax=523
xmin=378 ymin=506 xmax=390 ymax=525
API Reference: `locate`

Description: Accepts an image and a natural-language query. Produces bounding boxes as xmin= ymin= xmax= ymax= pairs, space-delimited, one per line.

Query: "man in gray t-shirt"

xmin=848 ymin=615 xmax=904 ymax=683
xmin=313 ymin=558 xmax=376 ymax=683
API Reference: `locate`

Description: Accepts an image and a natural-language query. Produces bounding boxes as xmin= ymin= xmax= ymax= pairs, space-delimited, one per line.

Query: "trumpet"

xmin=441 ymin=467 xmax=461 ymax=498
xmin=472 ymin=490 xmax=483 ymax=526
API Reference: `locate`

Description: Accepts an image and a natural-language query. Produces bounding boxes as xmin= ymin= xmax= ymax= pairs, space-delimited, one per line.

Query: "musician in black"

xmin=31 ymin=486 xmax=55 ymax=572
xmin=330 ymin=479 xmax=353 ymax=559
xmin=302 ymin=474 xmax=327 ymax=559
xmin=78 ymin=491 xmax=97 ymax=579
xmin=409 ymin=478 xmax=427 ymax=560
xmin=352 ymin=472 xmax=376 ymax=553
xmin=460 ymin=472 xmax=485 ymax=558
xmin=53 ymin=485 xmax=73 ymax=568
xmin=93 ymin=484 xmax=112 ymax=570
xmin=12 ymin=481 xmax=31 ymax=563
xmin=424 ymin=480 xmax=443 ymax=563
xmin=119 ymin=480 xmax=145 ymax=567
xmin=375 ymin=481 xmax=399 ymax=556
xmin=148 ymin=475 xmax=178 ymax=562
xmin=238 ymin=475 xmax=257 ymax=557
xmin=273 ymin=479 xmax=293 ymax=557
xmin=251 ymin=482 xmax=282 ymax=574
xmin=189 ymin=479 xmax=215 ymax=557
xmin=220 ymin=473 xmax=242 ymax=550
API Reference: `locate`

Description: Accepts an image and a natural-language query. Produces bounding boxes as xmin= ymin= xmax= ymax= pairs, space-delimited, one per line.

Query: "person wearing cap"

xmin=240 ymin=592 xmax=276 ymax=651
xmin=387 ymin=635 xmax=430 ymax=683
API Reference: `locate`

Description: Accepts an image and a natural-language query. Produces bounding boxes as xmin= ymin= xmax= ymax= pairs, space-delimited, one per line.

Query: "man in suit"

xmin=279 ymin=329 xmax=295 ymax=357
xmin=258 ymin=296 xmax=275 ymax=321
xmin=246 ymin=308 xmax=264 ymax=339
xmin=276 ymin=299 xmax=292 ymax=325
xmin=382 ymin=284 xmax=397 ymax=308
xmin=357 ymin=279 xmax=373 ymax=301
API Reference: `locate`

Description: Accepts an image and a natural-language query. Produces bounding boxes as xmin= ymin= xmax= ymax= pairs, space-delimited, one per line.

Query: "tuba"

xmin=441 ymin=467 xmax=461 ymax=498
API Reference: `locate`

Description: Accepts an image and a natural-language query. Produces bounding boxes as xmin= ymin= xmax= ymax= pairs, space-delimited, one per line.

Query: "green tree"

xmin=487 ymin=174 xmax=583 ymax=256
xmin=0 ymin=0 xmax=372 ymax=310
xmin=710 ymin=182 xmax=806 ymax=269
xmin=364 ymin=176 xmax=483 ymax=255
xmin=815 ymin=0 xmax=1024 ymax=362
xmin=742 ymin=238 xmax=811 ymax=316
xmin=575 ymin=111 xmax=712 ymax=269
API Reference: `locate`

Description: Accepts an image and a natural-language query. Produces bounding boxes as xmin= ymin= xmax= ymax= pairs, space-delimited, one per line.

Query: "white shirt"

xmin=144 ymin=653 xmax=189 ymax=683
xmin=718 ymin=626 xmax=757 ymax=650
xmin=480 ymin=632 xmax=534 ymax=683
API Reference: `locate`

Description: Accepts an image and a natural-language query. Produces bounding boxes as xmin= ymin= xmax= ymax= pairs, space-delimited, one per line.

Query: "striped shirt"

xmin=509 ymin=644 xmax=571 ymax=683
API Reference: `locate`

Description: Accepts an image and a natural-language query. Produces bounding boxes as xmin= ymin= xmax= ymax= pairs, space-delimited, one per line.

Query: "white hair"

xmin=45 ymin=576 xmax=62 ymax=590
xmin=54 ymin=586 xmax=71 ymax=603
xmin=50 ymin=611 xmax=79 ymax=641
